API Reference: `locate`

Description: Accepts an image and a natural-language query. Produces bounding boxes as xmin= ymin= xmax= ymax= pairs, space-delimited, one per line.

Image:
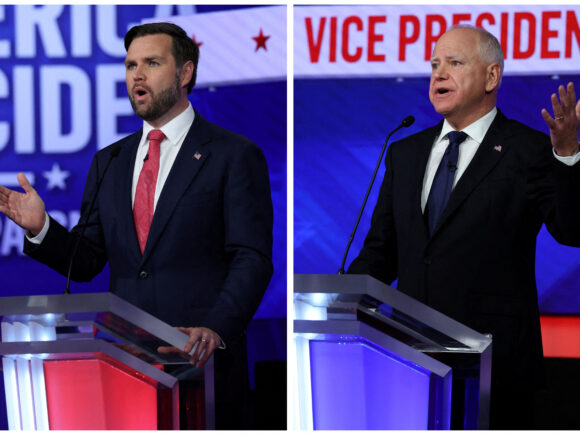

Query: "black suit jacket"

xmin=349 ymin=110 xmax=580 ymax=389
xmin=25 ymin=111 xmax=273 ymax=412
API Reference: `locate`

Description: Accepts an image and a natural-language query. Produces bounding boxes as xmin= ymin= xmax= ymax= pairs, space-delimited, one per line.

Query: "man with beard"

xmin=0 ymin=22 xmax=273 ymax=429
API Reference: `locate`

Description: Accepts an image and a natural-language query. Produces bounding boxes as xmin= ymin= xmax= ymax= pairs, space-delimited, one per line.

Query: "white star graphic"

xmin=43 ymin=163 xmax=70 ymax=191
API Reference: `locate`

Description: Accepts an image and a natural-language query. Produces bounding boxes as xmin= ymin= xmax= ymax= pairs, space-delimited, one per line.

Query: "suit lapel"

xmin=114 ymin=130 xmax=143 ymax=262
xmin=140 ymin=112 xmax=212 ymax=262
xmin=409 ymin=123 xmax=443 ymax=237
xmin=414 ymin=123 xmax=442 ymax=216
xmin=429 ymin=110 xmax=512 ymax=238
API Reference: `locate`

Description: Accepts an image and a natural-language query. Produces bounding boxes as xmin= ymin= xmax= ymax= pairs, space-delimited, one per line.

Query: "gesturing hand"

xmin=157 ymin=326 xmax=222 ymax=368
xmin=0 ymin=172 xmax=46 ymax=235
xmin=541 ymin=82 xmax=580 ymax=156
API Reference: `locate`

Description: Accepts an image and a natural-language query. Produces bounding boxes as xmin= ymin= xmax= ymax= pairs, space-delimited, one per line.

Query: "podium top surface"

xmin=0 ymin=292 xmax=192 ymax=365
xmin=294 ymin=274 xmax=492 ymax=354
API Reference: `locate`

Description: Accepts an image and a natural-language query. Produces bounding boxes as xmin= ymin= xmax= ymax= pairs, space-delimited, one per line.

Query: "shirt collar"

xmin=437 ymin=106 xmax=498 ymax=144
xmin=142 ymin=103 xmax=195 ymax=145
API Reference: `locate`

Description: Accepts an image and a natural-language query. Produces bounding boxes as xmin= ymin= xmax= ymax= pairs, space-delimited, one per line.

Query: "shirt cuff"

xmin=553 ymin=145 xmax=580 ymax=166
xmin=25 ymin=212 xmax=50 ymax=244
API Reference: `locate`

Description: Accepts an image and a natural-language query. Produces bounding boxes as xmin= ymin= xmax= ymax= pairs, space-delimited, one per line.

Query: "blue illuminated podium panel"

xmin=293 ymin=274 xmax=492 ymax=430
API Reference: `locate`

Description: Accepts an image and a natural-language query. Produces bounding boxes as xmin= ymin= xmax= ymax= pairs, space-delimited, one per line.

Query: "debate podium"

xmin=293 ymin=274 xmax=492 ymax=430
xmin=0 ymin=292 xmax=214 ymax=430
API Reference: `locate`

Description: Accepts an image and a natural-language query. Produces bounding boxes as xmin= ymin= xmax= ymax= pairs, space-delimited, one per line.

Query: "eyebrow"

xmin=124 ymin=55 xmax=164 ymax=65
xmin=430 ymin=54 xmax=465 ymax=63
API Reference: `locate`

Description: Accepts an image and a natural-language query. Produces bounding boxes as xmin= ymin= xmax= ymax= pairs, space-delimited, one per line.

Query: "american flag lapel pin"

xmin=494 ymin=145 xmax=502 ymax=152
xmin=193 ymin=152 xmax=202 ymax=160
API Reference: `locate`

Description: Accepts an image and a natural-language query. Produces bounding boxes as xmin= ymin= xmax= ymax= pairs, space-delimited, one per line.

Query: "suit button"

xmin=423 ymin=257 xmax=432 ymax=265
xmin=139 ymin=270 xmax=149 ymax=279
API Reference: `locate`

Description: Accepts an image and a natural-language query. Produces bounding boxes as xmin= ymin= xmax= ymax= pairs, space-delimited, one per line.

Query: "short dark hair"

xmin=124 ymin=22 xmax=199 ymax=93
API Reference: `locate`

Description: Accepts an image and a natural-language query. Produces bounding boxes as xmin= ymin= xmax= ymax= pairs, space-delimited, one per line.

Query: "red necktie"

xmin=133 ymin=129 xmax=165 ymax=253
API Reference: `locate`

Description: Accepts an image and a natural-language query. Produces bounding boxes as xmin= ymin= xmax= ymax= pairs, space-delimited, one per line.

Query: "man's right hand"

xmin=0 ymin=172 xmax=46 ymax=236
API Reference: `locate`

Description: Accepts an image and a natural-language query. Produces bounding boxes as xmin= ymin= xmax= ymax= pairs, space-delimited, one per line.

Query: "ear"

xmin=180 ymin=60 xmax=194 ymax=89
xmin=485 ymin=62 xmax=501 ymax=93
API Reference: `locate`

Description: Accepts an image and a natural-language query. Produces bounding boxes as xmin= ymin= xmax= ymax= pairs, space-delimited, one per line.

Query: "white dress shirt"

xmin=132 ymin=104 xmax=194 ymax=209
xmin=421 ymin=107 xmax=497 ymax=211
xmin=421 ymin=107 xmax=580 ymax=212
xmin=29 ymin=104 xmax=195 ymax=243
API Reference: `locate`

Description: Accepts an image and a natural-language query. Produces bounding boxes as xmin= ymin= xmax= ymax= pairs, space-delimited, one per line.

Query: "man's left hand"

xmin=542 ymin=82 xmax=580 ymax=156
xmin=157 ymin=326 xmax=222 ymax=368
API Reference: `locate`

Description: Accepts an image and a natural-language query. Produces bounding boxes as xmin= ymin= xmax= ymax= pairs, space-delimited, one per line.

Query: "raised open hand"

xmin=0 ymin=172 xmax=46 ymax=235
xmin=541 ymin=82 xmax=580 ymax=156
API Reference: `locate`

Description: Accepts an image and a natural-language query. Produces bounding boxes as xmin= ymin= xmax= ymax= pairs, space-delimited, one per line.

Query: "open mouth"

xmin=437 ymin=88 xmax=450 ymax=94
xmin=133 ymin=87 xmax=150 ymax=99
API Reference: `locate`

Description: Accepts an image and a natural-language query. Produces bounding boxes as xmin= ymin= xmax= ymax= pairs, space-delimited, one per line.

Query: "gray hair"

xmin=449 ymin=24 xmax=504 ymax=85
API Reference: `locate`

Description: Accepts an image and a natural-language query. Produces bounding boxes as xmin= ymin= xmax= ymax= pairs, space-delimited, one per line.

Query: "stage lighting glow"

xmin=2 ymin=357 xmax=21 ymax=430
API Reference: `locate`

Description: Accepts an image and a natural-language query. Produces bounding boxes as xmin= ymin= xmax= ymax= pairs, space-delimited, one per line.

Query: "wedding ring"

xmin=556 ymin=115 xmax=564 ymax=121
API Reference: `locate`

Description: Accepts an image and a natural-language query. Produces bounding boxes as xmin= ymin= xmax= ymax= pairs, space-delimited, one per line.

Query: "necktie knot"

xmin=148 ymin=129 xmax=165 ymax=143
xmin=447 ymin=130 xmax=467 ymax=148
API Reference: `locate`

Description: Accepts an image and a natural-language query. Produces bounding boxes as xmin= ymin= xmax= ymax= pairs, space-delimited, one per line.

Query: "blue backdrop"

xmin=295 ymin=74 xmax=580 ymax=314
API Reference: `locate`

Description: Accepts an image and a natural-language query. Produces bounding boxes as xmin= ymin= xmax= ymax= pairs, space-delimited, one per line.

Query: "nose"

xmin=433 ymin=63 xmax=448 ymax=80
xmin=131 ymin=64 xmax=145 ymax=82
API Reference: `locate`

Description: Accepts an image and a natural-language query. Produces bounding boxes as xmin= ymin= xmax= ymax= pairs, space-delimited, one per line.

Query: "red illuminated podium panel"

xmin=0 ymin=293 xmax=214 ymax=430
xmin=44 ymin=358 xmax=159 ymax=430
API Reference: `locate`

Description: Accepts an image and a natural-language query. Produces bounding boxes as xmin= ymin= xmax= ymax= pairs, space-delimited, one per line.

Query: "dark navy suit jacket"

xmin=348 ymin=110 xmax=580 ymax=424
xmin=25 ymin=111 xmax=273 ymax=409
